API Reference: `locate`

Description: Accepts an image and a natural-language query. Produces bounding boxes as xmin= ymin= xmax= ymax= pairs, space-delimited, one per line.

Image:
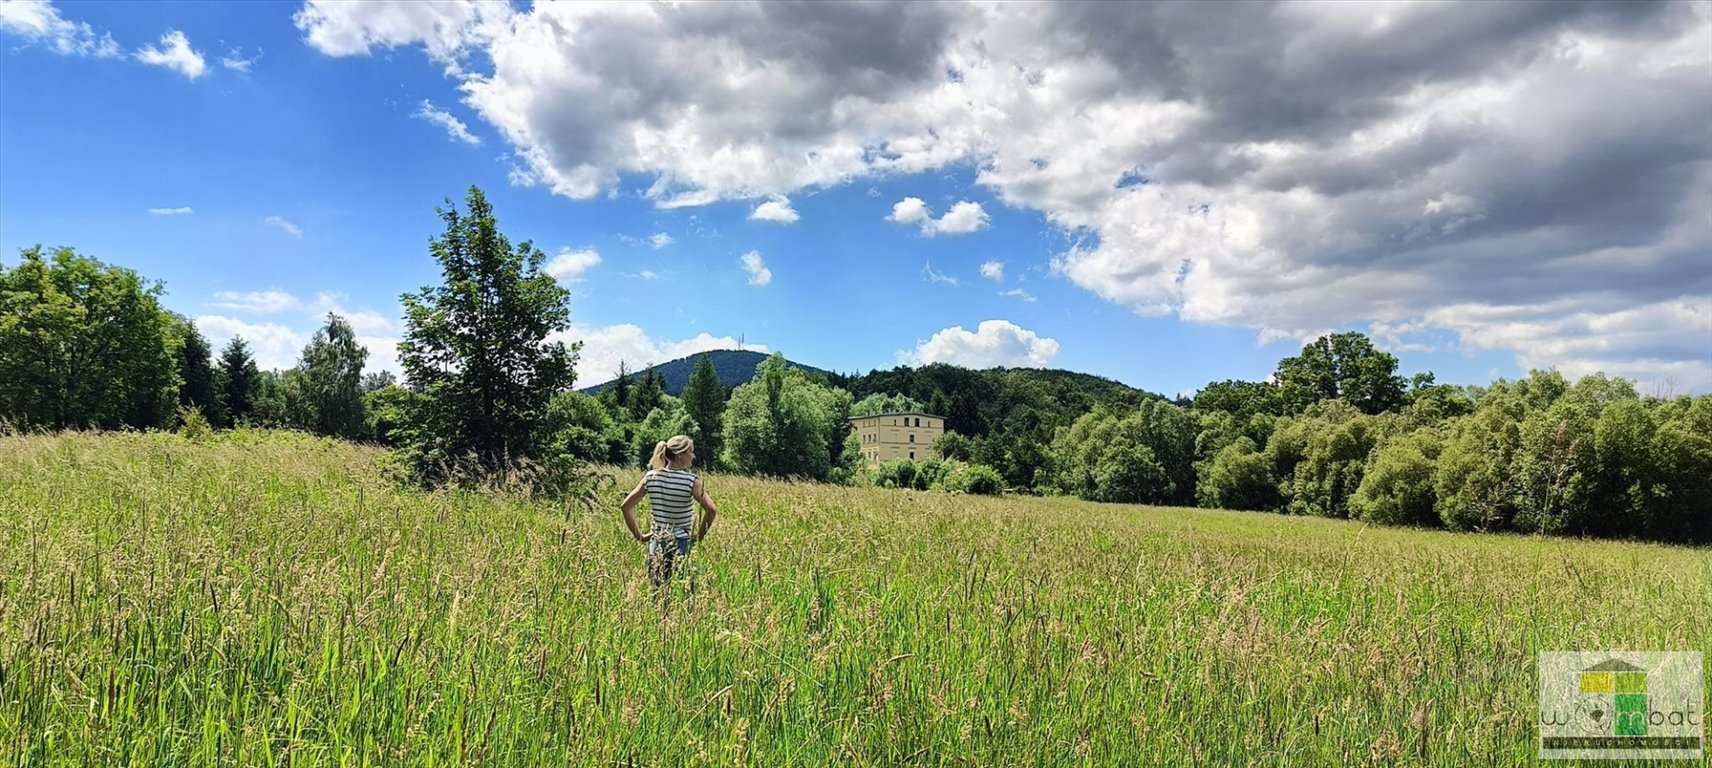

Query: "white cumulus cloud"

xmin=980 ymin=261 xmax=1005 ymax=281
xmin=194 ymin=316 xmax=308 ymax=372
xmin=740 ymin=250 xmax=771 ymax=286
xmin=199 ymin=291 xmax=405 ymax=376
xmin=899 ymin=319 xmax=1059 ymax=369
xmin=649 ymin=232 xmax=673 ymax=249
xmin=887 ymin=197 xmax=931 ymax=225
xmin=135 ymin=29 xmax=207 ymax=79
xmin=147 ymin=206 xmax=193 ymax=216
xmin=545 ymin=247 xmax=601 ymax=283
xmin=887 ymin=197 xmax=989 ymax=236
xmin=934 ymin=201 xmax=990 ymax=234
xmin=748 ymin=195 xmax=800 ymax=224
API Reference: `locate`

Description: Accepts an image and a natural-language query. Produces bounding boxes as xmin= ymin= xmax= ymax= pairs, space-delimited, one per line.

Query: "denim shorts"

xmin=645 ymin=530 xmax=692 ymax=584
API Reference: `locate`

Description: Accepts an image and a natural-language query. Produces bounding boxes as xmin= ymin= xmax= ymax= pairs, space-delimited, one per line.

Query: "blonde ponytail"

xmin=649 ymin=434 xmax=695 ymax=471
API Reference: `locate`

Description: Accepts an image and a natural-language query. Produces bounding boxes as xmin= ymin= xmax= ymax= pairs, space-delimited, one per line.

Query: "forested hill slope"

xmin=831 ymin=363 xmax=1163 ymax=428
xmin=578 ymin=350 xmax=832 ymax=395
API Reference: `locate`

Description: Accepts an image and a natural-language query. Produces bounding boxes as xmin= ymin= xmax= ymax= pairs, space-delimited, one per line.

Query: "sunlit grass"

xmin=2 ymin=431 xmax=1707 ymax=766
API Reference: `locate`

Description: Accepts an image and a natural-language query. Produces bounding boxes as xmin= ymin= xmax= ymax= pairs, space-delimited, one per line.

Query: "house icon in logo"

xmin=1580 ymin=659 xmax=1648 ymax=737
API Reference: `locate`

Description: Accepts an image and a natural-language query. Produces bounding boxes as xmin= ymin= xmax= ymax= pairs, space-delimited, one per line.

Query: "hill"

xmin=7 ymin=430 xmax=1706 ymax=765
xmin=578 ymin=349 xmax=832 ymax=396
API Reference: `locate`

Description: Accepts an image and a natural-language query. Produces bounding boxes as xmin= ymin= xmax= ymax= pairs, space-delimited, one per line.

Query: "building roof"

xmin=848 ymin=411 xmax=944 ymax=422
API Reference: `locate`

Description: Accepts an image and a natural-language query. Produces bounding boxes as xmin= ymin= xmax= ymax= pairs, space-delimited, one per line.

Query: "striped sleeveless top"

xmin=644 ymin=468 xmax=697 ymax=532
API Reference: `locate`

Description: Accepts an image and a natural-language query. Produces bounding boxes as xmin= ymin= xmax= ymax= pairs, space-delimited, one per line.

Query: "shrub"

xmin=913 ymin=457 xmax=952 ymax=491
xmin=873 ymin=458 xmax=917 ymax=489
xmin=174 ymin=404 xmax=213 ymax=442
xmin=945 ymin=462 xmax=1005 ymax=495
xmin=1195 ymin=437 xmax=1280 ymax=511
xmin=1349 ymin=430 xmax=1440 ymax=526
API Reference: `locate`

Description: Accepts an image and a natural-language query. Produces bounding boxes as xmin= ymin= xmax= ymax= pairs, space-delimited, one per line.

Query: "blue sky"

xmin=3 ymin=1 xmax=1707 ymax=395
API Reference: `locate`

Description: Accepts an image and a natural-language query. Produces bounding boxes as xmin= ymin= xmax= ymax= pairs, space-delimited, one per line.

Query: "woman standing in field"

xmin=619 ymin=434 xmax=718 ymax=587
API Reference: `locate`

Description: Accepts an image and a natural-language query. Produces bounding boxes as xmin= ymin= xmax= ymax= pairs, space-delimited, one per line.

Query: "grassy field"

xmin=2 ymin=431 xmax=1707 ymax=766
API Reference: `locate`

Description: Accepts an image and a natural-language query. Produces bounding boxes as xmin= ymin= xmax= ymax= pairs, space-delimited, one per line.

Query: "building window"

xmin=909 ymin=434 xmax=915 ymax=443
xmin=909 ymin=451 xmax=915 ymax=460
xmin=914 ymin=417 xmax=921 ymax=427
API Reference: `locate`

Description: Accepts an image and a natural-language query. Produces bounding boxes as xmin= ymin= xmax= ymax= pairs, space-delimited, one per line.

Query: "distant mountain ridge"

xmin=578 ymin=350 xmax=832 ymax=396
xmin=577 ymin=350 xmax=1162 ymax=409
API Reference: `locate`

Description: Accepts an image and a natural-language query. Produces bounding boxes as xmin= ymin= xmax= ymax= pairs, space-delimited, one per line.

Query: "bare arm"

xmin=619 ymin=474 xmax=650 ymax=542
xmin=692 ymin=476 xmax=718 ymax=542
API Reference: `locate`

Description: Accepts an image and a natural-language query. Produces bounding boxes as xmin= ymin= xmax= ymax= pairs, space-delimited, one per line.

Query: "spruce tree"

xmin=218 ymin=337 xmax=260 ymax=426
xmin=682 ymin=353 xmax=727 ymax=464
xmin=174 ymin=315 xmax=223 ymax=425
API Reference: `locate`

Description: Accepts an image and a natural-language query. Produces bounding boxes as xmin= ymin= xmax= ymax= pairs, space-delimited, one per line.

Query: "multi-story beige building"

xmin=849 ymin=411 xmax=945 ymax=464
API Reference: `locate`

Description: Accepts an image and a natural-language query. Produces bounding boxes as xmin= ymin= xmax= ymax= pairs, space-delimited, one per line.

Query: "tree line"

xmin=0 ymin=245 xmax=379 ymax=439
xmin=4 ymin=187 xmax=1705 ymax=543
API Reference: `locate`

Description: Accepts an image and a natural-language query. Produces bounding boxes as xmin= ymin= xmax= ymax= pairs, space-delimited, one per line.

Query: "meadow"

xmin=2 ymin=431 xmax=1707 ymax=766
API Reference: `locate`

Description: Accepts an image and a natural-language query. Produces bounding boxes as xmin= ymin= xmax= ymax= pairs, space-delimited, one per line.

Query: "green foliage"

xmin=171 ymin=315 xmax=223 ymax=426
xmin=282 ymin=313 xmax=370 ymax=440
xmin=823 ymin=386 xmax=858 ymax=479
xmin=546 ymin=390 xmax=627 ymax=464
xmin=830 ymin=429 xmax=863 ymax=486
xmin=249 ymin=369 xmax=288 ymax=428
xmin=1196 ymin=437 xmax=1281 ymax=512
xmin=174 ymin=404 xmax=213 ymax=442
xmin=1647 ymin=396 xmax=1712 ymax=543
xmin=629 ymin=395 xmax=697 ymax=468
xmin=850 ymin=392 xmax=924 ymax=417
xmin=1047 ymin=406 xmax=1185 ymax=504
xmin=0 ymin=246 xmax=178 ymax=429
xmin=1434 ymin=406 xmax=1522 ymax=532
xmin=680 ymin=354 xmax=727 ymax=468
xmin=873 ymin=458 xmax=917 ymax=490
xmin=1285 ymin=403 xmax=1389 ymax=519
xmin=943 ymin=461 xmax=1005 ymax=495
xmin=934 ymin=431 xmax=973 ymax=461
xmin=363 ymin=384 xmax=418 ymax=447
xmin=722 ymin=353 xmax=849 ymax=481
xmin=1349 ymin=429 xmax=1440 ymax=526
xmin=1131 ymin=399 xmax=1198 ymax=506
xmin=911 ymin=457 xmax=951 ymax=491
xmin=361 ymin=370 xmax=396 ymax=393
xmin=394 ymin=186 xmax=583 ymax=494
xmin=628 ymin=369 xmax=666 ymax=423
xmin=1405 ymin=372 xmax=1475 ymax=421
xmin=842 ymin=362 xmax=1157 ymax=489
xmin=1091 ymin=442 xmax=1168 ymax=504
xmin=1192 ymin=379 xmax=1287 ymax=421
xmin=1510 ymin=399 xmax=1600 ymax=536
xmin=1274 ymin=332 xmax=1407 ymax=415
xmin=218 ymin=337 xmax=261 ymax=427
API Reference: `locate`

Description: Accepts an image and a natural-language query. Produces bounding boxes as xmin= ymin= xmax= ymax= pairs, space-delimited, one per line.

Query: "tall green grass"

xmin=2 ymin=431 xmax=1707 ymax=766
